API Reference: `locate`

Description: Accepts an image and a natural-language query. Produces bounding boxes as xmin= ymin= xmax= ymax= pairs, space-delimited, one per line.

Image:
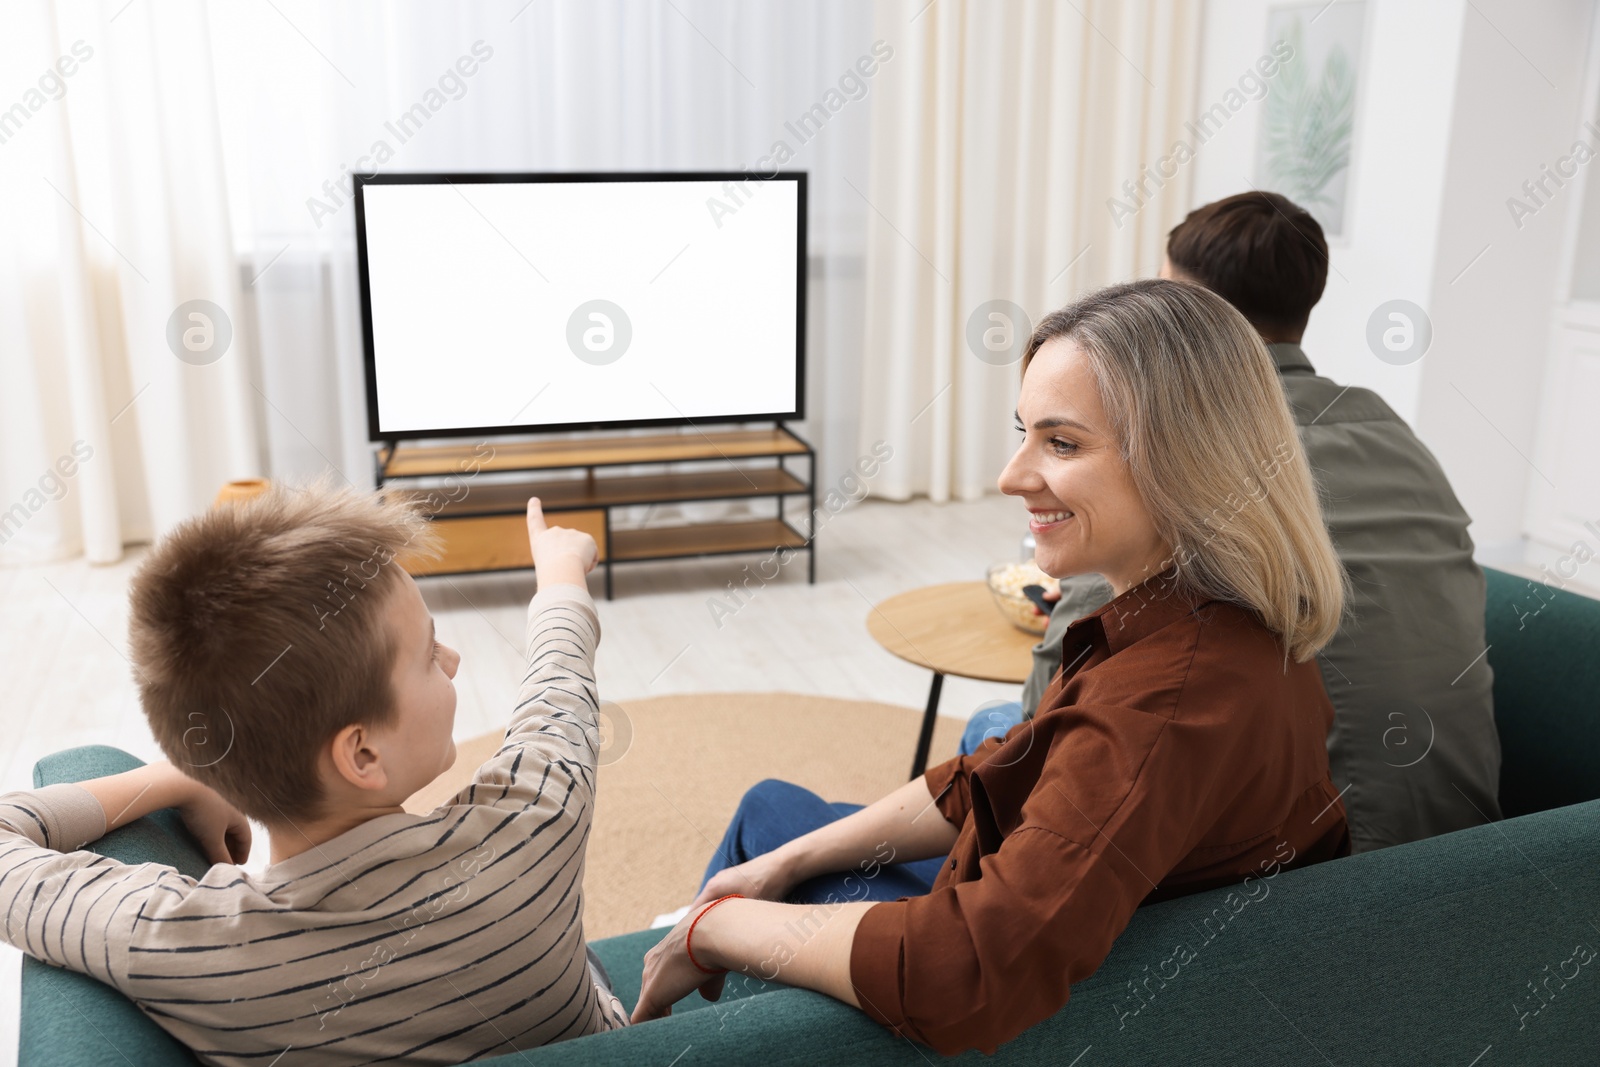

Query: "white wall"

xmin=1417 ymin=1 xmax=1596 ymax=552
xmin=1191 ymin=0 xmax=1596 ymax=554
xmin=1193 ymin=0 xmax=1467 ymax=424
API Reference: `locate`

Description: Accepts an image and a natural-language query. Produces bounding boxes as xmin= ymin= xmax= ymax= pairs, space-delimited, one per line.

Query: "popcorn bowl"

xmin=986 ymin=561 xmax=1060 ymax=635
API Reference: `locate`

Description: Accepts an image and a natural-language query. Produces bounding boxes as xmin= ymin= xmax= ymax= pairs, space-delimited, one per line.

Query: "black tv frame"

xmin=353 ymin=170 xmax=808 ymax=444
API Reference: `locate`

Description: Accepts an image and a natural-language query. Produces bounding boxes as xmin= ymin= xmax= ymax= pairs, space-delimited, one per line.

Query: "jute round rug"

xmin=404 ymin=692 xmax=966 ymax=938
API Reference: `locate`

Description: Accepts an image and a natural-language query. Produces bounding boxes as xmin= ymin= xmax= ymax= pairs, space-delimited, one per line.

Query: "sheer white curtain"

xmin=859 ymin=0 xmax=1201 ymax=502
xmin=1 ymin=0 xmax=258 ymax=565
xmin=1 ymin=0 xmax=878 ymax=564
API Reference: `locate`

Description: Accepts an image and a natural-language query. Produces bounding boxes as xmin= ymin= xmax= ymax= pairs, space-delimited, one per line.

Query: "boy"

xmin=0 ymin=484 xmax=625 ymax=1064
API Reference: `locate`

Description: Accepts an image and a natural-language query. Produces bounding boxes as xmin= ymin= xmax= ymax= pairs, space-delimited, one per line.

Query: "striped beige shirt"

xmin=0 ymin=582 xmax=627 ymax=1065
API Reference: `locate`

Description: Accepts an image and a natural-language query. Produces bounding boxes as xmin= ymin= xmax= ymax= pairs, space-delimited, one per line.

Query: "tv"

xmin=354 ymin=171 xmax=807 ymax=442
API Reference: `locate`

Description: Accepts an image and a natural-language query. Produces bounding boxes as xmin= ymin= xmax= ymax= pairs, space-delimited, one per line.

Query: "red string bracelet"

xmin=686 ymin=893 xmax=744 ymax=975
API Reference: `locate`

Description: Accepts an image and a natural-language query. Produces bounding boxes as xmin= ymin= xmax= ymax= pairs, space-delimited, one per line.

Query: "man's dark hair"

xmin=1165 ymin=191 xmax=1328 ymax=340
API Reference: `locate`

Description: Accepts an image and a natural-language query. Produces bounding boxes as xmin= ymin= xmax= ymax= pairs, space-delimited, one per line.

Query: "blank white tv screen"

xmin=357 ymin=174 xmax=804 ymax=439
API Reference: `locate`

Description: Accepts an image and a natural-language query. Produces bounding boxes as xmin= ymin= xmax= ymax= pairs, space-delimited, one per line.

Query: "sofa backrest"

xmin=1483 ymin=566 xmax=1600 ymax=818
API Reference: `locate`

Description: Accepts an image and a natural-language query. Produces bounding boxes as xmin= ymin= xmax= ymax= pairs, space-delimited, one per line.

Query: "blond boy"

xmin=0 ymin=486 xmax=624 ymax=1065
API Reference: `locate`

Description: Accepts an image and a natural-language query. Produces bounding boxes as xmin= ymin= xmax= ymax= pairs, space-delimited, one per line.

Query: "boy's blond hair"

xmin=128 ymin=480 xmax=438 ymax=823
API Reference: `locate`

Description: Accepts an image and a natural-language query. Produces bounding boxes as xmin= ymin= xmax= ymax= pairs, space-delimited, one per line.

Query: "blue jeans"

xmin=958 ymin=700 xmax=1026 ymax=756
xmin=700 ymin=779 xmax=946 ymax=904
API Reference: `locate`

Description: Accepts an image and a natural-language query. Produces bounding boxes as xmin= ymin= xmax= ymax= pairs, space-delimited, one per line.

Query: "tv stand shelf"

xmin=376 ymin=425 xmax=816 ymax=598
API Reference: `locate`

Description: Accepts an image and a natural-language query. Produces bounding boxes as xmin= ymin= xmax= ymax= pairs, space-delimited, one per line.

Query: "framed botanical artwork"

xmin=1255 ymin=1 xmax=1368 ymax=240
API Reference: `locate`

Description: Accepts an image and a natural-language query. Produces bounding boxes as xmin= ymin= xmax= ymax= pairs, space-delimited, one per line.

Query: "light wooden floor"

xmin=0 ymin=493 xmax=1033 ymax=1061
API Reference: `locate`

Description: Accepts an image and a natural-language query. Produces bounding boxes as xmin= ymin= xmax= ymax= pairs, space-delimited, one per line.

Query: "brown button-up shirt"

xmin=848 ymin=576 xmax=1352 ymax=1055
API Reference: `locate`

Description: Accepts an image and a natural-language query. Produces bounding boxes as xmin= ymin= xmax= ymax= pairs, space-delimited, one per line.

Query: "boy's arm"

xmin=0 ymin=763 xmax=228 ymax=985
xmin=453 ymin=499 xmax=604 ymax=814
xmin=72 ymin=761 xmax=252 ymax=864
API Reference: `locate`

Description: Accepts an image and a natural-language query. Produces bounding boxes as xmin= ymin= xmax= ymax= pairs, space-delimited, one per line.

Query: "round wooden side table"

xmin=866 ymin=581 xmax=1040 ymax=779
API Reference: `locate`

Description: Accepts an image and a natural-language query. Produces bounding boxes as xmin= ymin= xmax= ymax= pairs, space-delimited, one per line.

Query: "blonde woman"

xmin=633 ymin=279 xmax=1353 ymax=1055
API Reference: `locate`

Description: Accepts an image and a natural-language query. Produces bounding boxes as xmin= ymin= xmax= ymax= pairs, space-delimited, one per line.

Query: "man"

xmin=965 ymin=191 xmax=1501 ymax=853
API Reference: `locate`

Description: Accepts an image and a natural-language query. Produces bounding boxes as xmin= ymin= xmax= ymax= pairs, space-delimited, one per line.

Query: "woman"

xmin=632 ymin=279 xmax=1352 ymax=1055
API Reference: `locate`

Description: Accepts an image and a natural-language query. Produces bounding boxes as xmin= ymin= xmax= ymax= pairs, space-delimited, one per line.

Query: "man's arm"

xmin=1020 ymin=573 xmax=1114 ymax=715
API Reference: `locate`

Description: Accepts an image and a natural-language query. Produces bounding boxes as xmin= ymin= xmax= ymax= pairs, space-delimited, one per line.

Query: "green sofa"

xmin=18 ymin=568 xmax=1600 ymax=1065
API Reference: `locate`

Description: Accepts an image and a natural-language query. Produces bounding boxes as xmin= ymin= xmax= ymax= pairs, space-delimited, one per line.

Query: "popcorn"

xmin=986 ymin=561 xmax=1061 ymax=634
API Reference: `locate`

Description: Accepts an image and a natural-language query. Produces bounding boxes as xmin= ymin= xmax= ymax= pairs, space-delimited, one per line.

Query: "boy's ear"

xmin=328 ymin=723 xmax=390 ymax=793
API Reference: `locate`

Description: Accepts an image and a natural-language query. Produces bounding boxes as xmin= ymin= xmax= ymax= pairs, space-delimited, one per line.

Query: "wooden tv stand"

xmin=375 ymin=424 xmax=815 ymax=598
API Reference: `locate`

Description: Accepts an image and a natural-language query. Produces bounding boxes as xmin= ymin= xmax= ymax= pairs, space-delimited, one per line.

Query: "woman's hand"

xmin=174 ymin=779 xmax=253 ymax=866
xmin=632 ymin=899 xmax=733 ymax=1023
xmin=688 ymin=849 xmax=798 ymax=911
xmin=635 ymin=851 xmax=808 ymax=1021
xmin=633 ymin=895 xmax=871 ymax=1023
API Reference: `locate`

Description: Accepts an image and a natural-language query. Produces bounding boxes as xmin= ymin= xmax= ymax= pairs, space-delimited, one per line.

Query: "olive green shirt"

xmin=1019 ymin=343 xmax=1502 ymax=852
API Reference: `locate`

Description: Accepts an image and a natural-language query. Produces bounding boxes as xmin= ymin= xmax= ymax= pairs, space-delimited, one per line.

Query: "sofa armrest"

xmin=18 ymin=746 xmax=205 ymax=1067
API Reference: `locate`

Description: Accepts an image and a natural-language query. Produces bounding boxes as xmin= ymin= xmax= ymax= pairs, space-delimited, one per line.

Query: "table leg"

xmin=910 ymin=672 xmax=944 ymax=780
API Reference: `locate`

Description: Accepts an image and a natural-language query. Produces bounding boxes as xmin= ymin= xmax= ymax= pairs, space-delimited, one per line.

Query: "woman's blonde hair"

xmin=1022 ymin=278 xmax=1346 ymax=661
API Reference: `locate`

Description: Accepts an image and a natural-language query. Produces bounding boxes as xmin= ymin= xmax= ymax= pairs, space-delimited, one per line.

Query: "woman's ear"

xmin=328 ymin=723 xmax=390 ymax=793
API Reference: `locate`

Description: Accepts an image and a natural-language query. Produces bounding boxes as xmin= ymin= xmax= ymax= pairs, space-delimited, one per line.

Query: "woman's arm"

xmin=694 ymin=775 xmax=961 ymax=909
xmin=632 ymin=893 xmax=875 ymax=1022
xmin=639 ymin=776 xmax=964 ymax=1023
xmin=770 ymin=774 xmax=960 ymax=884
